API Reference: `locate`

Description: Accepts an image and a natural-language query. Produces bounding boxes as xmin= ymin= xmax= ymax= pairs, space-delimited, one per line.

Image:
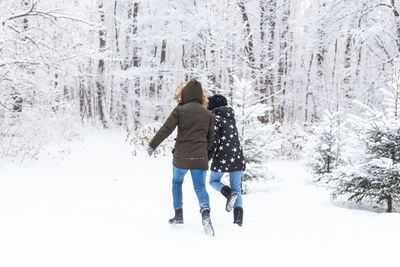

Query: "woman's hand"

xmin=147 ymin=146 xmax=154 ymax=156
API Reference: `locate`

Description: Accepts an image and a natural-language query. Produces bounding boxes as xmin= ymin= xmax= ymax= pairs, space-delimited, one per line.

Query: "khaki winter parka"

xmin=149 ymin=80 xmax=214 ymax=170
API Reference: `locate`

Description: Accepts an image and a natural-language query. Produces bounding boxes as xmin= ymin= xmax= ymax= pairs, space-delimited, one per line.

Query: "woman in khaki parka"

xmin=148 ymin=79 xmax=215 ymax=236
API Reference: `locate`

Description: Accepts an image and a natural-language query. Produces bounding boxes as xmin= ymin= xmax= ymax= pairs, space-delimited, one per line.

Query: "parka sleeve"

xmin=207 ymin=115 xmax=215 ymax=153
xmin=149 ymin=107 xmax=179 ymax=150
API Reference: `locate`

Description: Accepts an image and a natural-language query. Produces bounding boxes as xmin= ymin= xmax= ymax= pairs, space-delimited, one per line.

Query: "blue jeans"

xmin=209 ymin=171 xmax=243 ymax=208
xmin=172 ymin=166 xmax=210 ymax=213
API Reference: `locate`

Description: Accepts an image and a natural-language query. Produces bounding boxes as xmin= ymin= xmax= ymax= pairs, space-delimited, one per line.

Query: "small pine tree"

xmin=306 ymin=110 xmax=343 ymax=178
xmin=331 ymin=120 xmax=400 ymax=212
xmin=330 ymin=58 xmax=400 ymax=212
xmin=232 ymin=76 xmax=271 ymax=193
xmin=241 ymin=126 xmax=269 ymax=192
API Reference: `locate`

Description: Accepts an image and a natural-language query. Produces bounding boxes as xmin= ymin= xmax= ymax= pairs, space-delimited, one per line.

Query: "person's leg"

xmin=190 ymin=169 xmax=210 ymax=213
xmin=230 ymin=171 xmax=244 ymax=226
xmin=209 ymin=171 xmax=225 ymax=192
xmin=172 ymin=166 xmax=188 ymax=210
xmin=210 ymin=171 xmax=237 ymax=212
xmin=191 ymin=169 xmax=214 ymax=236
xmin=229 ymin=171 xmax=243 ymax=208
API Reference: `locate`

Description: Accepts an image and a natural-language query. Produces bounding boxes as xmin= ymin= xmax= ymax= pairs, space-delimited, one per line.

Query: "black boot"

xmin=169 ymin=209 xmax=184 ymax=224
xmin=221 ymin=186 xmax=238 ymax=212
xmin=233 ymin=207 xmax=243 ymax=226
xmin=201 ymin=210 xmax=215 ymax=236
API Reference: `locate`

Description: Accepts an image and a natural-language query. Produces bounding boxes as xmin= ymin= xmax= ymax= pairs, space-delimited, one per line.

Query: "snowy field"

xmin=1 ymin=130 xmax=399 ymax=267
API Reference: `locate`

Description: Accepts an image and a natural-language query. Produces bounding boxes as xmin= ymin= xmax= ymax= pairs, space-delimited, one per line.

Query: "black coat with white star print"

xmin=209 ymin=106 xmax=246 ymax=173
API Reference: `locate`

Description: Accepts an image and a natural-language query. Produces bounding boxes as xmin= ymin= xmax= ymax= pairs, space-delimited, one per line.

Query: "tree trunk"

xmin=79 ymin=75 xmax=85 ymax=119
xmin=267 ymin=0 xmax=276 ymax=123
xmin=343 ymin=32 xmax=353 ymax=108
xmin=97 ymin=0 xmax=107 ymax=128
xmin=304 ymin=54 xmax=314 ymax=125
xmin=237 ymin=1 xmax=256 ymax=72
xmin=387 ymin=195 xmax=393 ymax=213
xmin=327 ymin=155 xmax=331 ymax=173
xmin=277 ymin=0 xmax=290 ymax=123
xmin=259 ymin=0 xmax=268 ymax=123
xmin=314 ymin=0 xmax=327 ymax=121
xmin=87 ymin=77 xmax=93 ymax=119
xmin=130 ymin=2 xmax=141 ymax=130
xmin=158 ymin=39 xmax=167 ymax=95
xmin=391 ymin=0 xmax=400 ymax=53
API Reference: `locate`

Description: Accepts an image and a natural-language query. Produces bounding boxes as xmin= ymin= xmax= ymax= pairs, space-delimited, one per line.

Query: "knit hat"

xmin=207 ymin=94 xmax=228 ymax=110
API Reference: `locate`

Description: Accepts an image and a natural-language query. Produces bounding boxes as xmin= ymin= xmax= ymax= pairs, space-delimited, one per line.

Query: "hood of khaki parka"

xmin=181 ymin=80 xmax=203 ymax=105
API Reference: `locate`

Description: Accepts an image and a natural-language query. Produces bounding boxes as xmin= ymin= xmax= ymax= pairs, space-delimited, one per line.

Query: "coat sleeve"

xmin=149 ymin=107 xmax=179 ymax=150
xmin=207 ymin=115 xmax=215 ymax=153
xmin=208 ymin=115 xmax=220 ymax=160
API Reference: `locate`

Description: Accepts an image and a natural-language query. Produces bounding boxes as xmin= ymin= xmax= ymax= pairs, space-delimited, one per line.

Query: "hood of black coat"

xmin=181 ymin=80 xmax=203 ymax=104
xmin=213 ymin=106 xmax=235 ymax=120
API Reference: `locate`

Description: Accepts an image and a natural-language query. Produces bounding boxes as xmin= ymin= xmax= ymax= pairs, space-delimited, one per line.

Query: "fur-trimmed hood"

xmin=174 ymin=80 xmax=208 ymax=107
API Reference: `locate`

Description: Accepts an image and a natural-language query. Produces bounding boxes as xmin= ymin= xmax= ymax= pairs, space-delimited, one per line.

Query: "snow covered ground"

xmin=1 ymin=130 xmax=400 ymax=267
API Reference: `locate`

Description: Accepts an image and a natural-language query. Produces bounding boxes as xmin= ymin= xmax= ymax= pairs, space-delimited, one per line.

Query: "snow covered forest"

xmin=1 ymin=1 xmax=400 ymax=265
xmin=2 ymin=0 xmax=400 ymax=207
xmin=0 ymin=0 xmax=400 ymax=204
xmin=2 ymin=0 xmax=399 ymax=145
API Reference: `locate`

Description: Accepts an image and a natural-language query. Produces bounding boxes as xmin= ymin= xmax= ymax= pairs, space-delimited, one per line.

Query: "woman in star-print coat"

xmin=208 ymin=94 xmax=245 ymax=226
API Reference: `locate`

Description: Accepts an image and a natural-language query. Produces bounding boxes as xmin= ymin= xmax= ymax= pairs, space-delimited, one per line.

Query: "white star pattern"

xmin=210 ymin=107 xmax=245 ymax=173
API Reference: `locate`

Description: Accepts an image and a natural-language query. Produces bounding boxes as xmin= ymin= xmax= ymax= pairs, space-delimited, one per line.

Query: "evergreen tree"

xmin=306 ymin=110 xmax=343 ymax=179
xmin=241 ymin=126 xmax=269 ymax=192
xmin=331 ymin=119 xmax=400 ymax=212
xmin=232 ymin=77 xmax=271 ymax=193
xmin=330 ymin=58 xmax=400 ymax=212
